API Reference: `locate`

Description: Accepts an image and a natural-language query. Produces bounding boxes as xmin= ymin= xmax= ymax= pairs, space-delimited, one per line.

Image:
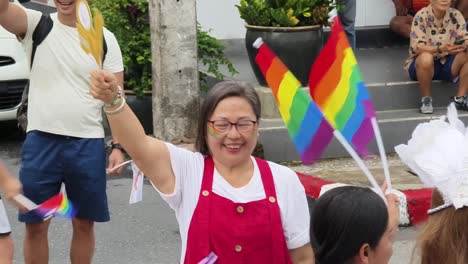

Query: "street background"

xmin=0 ymin=121 xmax=417 ymax=263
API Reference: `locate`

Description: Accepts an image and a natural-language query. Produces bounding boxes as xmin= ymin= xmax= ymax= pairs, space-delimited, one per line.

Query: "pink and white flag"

xmin=129 ymin=161 xmax=144 ymax=204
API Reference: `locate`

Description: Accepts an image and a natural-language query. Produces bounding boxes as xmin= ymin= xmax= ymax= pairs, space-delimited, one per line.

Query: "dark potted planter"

xmin=245 ymin=25 xmax=323 ymax=86
xmin=126 ymin=94 xmax=153 ymax=135
xmin=236 ymin=0 xmax=333 ymax=86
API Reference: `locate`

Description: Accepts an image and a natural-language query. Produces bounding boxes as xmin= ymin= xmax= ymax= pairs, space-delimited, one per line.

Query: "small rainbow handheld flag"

xmin=14 ymin=193 xmax=77 ymax=221
xmin=254 ymin=38 xmax=334 ymax=164
xmin=308 ymin=16 xmax=376 ymax=156
xmin=35 ymin=192 xmax=77 ymax=219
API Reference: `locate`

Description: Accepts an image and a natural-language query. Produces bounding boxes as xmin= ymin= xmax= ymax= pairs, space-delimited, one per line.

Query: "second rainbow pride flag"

xmin=254 ymin=39 xmax=333 ymax=164
xmin=308 ymin=16 xmax=376 ymax=156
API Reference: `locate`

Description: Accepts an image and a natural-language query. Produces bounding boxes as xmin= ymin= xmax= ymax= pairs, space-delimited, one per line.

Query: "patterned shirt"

xmin=404 ymin=5 xmax=467 ymax=70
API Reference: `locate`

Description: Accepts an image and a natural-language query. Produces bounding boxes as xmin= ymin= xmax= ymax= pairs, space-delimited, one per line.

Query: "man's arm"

xmin=0 ymin=162 xmax=21 ymax=200
xmin=0 ymin=0 xmax=27 ymax=39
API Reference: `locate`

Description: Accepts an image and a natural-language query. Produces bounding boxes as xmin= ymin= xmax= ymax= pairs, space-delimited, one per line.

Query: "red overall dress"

xmin=183 ymin=157 xmax=292 ymax=264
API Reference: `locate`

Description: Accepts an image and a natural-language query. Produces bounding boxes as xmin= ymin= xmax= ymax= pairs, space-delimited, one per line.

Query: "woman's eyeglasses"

xmin=208 ymin=120 xmax=257 ymax=134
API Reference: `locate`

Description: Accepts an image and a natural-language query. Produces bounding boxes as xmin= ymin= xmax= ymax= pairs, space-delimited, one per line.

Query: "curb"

xmin=297 ymin=172 xmax=433 ymax=226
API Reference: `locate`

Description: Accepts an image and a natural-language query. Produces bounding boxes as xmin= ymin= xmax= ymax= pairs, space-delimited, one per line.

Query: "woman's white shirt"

xmin=154 ymin=143 xmax=311 ymax=263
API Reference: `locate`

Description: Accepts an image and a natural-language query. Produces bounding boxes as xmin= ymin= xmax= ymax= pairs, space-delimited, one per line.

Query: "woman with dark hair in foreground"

xmin=311 ymin=186 xmax=399 ymax=264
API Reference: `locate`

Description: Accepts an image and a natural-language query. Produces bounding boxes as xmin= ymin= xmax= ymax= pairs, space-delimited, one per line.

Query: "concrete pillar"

xmin=148 ymin=0 xmax=199 ymax=143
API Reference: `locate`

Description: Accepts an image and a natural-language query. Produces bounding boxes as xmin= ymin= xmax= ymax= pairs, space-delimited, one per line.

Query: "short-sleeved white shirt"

xmin=155 ymin=143 xmax=311 ymax=263
xmin=0 ymin=199 xmax=11 ymax=234
xmin=20 ymin=8 xmax=124 ymax=138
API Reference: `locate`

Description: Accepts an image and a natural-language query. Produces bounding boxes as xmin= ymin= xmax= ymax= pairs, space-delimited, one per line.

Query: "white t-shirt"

xmin=156 ymin=143 xmax=311 ymax=263
xmin=21 ymin=8 xmax=124 ymax=138
xmin=0 ymin=199 xmax=11 ymax=234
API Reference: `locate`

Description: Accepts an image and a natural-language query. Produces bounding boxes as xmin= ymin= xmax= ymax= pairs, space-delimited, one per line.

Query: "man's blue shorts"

xmin=18 ymin=131 xmax=109 ymax=223
xmin=408 ymin=54 xmax=457 ymax=82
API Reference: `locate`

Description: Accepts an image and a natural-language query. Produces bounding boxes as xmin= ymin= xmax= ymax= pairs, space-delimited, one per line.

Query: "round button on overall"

xmin=235 ymin=245 xmax=242 ymax=252
xmin=236 ymin=206 xmax=244 ymax=213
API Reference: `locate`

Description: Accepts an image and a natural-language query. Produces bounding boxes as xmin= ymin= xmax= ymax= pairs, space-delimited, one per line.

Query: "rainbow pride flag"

xmin=35 ymin=192 xmax=77 ymax=219
xmin=308 ymin=16 xmax=375 ymax=156
xmin=254 ymin=39 xmax=334 ymax=164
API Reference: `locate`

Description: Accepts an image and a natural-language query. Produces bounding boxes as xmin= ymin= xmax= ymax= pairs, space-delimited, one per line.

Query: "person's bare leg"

xmin=416 ymin=53 xmax=435 ymax=97
xmin=456 ymin=0 xmax=468 ymax=20
xmin=451 ymin=52 xmax=468 ymax=97
xmin=0 ymin=235 xmax=13 ymax=264
xmin=389 ymin=15 xmax=414 ymax=38
xmin=70 ymin=218 xmax=94 ymax=264
xmin=24 ymin=220 xmax=51 ymax=264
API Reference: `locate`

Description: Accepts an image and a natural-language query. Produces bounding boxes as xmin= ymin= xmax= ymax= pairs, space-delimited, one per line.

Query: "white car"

xmin=0 ymin=0 xmax=29 ymax=122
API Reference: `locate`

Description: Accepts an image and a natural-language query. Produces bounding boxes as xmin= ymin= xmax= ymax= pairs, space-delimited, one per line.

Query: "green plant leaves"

xmin=197 ymin=24 xmax=238 ymax=91
xmin=92 ymin=0 xmax=237 ymax=96
xmin=236 ymin=0 xmax=271 ymax=26
xmin=236 ymin=0 xmax=335 ymax=27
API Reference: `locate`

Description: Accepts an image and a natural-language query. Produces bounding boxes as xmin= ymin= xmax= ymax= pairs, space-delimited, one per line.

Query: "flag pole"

xmin=107 ymin=160 xmax=133 ymax=174
xmin=371 ymin=117 xmax=392 ymax=192
xmin=13 ymin=194 xmax=59 ymax=221
xmin=13 ymin=194 xmax=38 ymax=211
xmin=333 ymin=131 xmax=386 ymax=200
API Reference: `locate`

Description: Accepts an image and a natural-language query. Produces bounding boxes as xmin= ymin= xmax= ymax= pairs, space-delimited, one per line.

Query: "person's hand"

xmin=107 ymin=149 xmax=125 ymax=175
xmin=386 ymin=193 xmax=400 ymax=226
xmin=90 ymin=70 xmax=119 ymax=103
xmin=2 ymin=176 xmax=22 ymax=201
xmin=381 ymin=181 xmax=400 ymax=228
xmin=393 ymin=0 xmax=408 ymax=16
xmin=444 ymin=43 xmax=466 ymax=54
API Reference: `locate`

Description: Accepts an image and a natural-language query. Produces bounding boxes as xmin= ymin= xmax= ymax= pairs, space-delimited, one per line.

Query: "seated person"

xmin=390 ymin=0 xmax=431 ymax=38
xmin=390 ymin=0 xmax=468 ymax=38
xmin=404 ymin=0 xmax=468 ymax=114
xmin=311 ymin=186 xmax=399 ymax=264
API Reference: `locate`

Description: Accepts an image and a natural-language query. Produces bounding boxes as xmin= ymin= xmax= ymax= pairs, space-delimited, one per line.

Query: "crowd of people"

xmin=0 ymin=0 xmax=468 ymax=263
